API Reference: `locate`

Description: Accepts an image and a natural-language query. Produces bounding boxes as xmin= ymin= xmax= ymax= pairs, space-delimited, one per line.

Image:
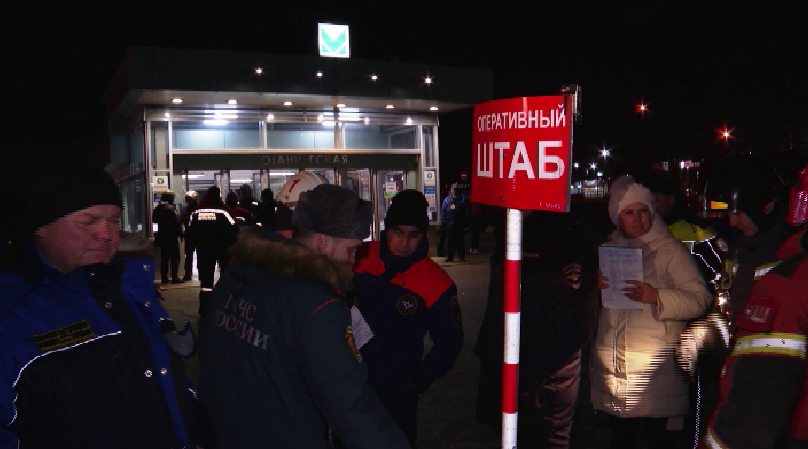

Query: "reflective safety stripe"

xmin=731 ymin=333 xmax=806 ymax=358
xmin=754 ymin=261 xmax=782 ymax=280
xmin=705 ymin=428 xmax=728 ymax=449
xmin=193 ymin=208 xmax=237 ymax=225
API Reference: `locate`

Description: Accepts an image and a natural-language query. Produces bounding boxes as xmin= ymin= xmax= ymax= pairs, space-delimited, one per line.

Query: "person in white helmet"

xmin=274 ymin=171 xmax=329 ymax=239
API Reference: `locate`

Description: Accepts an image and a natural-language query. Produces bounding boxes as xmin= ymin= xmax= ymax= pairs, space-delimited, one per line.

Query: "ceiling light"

xmin=406 ymin=117 xmax=413 ymax=125
xmin=164 ymin=113 xmax=170 ymax=118
xmin=182 ymin=174 xmax=204 ymax=179
xmin=316 ymin=71 xmax=323 ymax=78
xmin=267 ymin=114 xmax=275 ymax=121
xmin=255 ymin=68 xmax=263 ymax=74
xmin=317 ymin=114 xmax=324 ymax=122
xmin=424 ymin=76 xmax=432 ymax=84
xmin=172 ymin=98 xmax=183 ymax=104
xmin=386 ymin=104 xmax=394 ymax=109
xmin=268 ymin=172 xmax=297 ymax=176
xmin=364 ymin=117 xmax=370 ymax=125
xmin=371 ymin=75 xmax=378 ymax=81
xmin=227 ymin=99 xmax=237 ymax=105
xmin=322 ymin=121 xmax=335 ymax=127
xmin=429 ymin=106 xmax=439 ymax=111
xmin=203 ymin=120 xmax=228 ymax=126
xmin=229 ymin=179 xmax=253 ymax=183
xmin=336 ymin=103 xmax=346 ymax=108
xmin=283 ymin=101 xmax=293 ymax=106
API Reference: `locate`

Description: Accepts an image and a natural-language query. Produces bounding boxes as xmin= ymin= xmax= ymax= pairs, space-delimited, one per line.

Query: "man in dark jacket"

xmin=187 ymin=186 xmax=238 ymax=315
xmin=198 ymin=184 xmax=409 ymax=449
xmin=180 ymin=190 xmax=198 ymax=281
xmin=353 ymin=190 xmax=464 ymax=448
xmin=439 ymin=184 xmax=469 ymax=262
xmin=475 ymin=210 xmax=598 ymax=448
xmin=0 ymin=160 xmax=212 ymax=449
xmin=153 ymin=190 xmax=184 ymax=284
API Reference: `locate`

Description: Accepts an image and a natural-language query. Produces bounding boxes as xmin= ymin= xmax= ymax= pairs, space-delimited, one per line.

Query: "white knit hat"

xmin=608 ymin=175 xmax=656 ymax=224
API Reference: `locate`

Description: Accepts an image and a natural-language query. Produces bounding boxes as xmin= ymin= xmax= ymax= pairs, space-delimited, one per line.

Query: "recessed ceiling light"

xmin=386 ymin=104 xmax=394 ymax=109
xmin=164 ymin=113 xmax=170 ymax=118
xmin=283 ymin=101 xmax=293 ymax=106
xmin=227 ymin=99 xmax=237 ymax=105
xmin=255 ymin=68 xmax=263 ymax=74
xmin=316 ymin=71 xmax=323 ymax=78
xmin=429 ymin=106 xmax=439 ymax=111
xmin=371 ymin=75 xmax=378 ymax=81
xmin=424 ymin=76 xmax=432 ymax=84
xmin=267 ymin=114 xmax=275 ymax=121
xmin=336 ymin=103 xmax=346 ymax=108
xmin=406 ymin=117 xmax=413 ymax=125
xmin=364 ymin=117 xmax=370 ymax=125
xmin=172 ymin=98 xmax=183 ymax=104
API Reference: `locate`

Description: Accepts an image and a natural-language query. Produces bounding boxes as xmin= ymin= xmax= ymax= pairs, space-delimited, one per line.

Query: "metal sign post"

xmin=471 ymin=87 xmax=580 ymax=449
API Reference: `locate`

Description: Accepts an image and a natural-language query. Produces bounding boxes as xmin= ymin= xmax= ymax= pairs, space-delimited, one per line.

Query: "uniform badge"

xmin=449 ymin=296 xmax=462 ymax=328
xmin=396 ymin=295 xmax=418 ymax=316
xmin=33 ymin=320 xmax=96 ymax=354
xmin=562 ymin=263 xmax=583 ymax=290
xmin=345 ymin=326 xmax=362 ymax=362
xmin=737 ymin=296 xmax=780 ymax=332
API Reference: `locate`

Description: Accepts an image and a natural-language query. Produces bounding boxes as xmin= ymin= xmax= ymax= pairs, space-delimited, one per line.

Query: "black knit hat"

xmin=384 ymin=190 xmax=429 ymax=233
xmin=26 ymin=160 xmax=123 ymax=232
xmin=292 ymin=184 xmax=372 ymax=239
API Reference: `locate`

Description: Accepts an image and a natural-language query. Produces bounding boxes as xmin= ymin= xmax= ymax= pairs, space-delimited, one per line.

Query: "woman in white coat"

xmin=591 ymin=176 xmax=711 ymax=449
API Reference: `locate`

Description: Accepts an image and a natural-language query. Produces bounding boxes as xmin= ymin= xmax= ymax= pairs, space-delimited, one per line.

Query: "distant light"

xmin=316 ymin=71 xmax=323 ymax=78
xmin=164 ymin=113 xmax=170 ymax=118
xmin=601 ymin=149 xmax=610 ymax=157
xmin=573 ymin=162 xmax=580 ymax=168
xmin=267 ymin=114 xmax=275 ymax=121
xmin=229 ymin=179 xmax=253 ymax=183
xmin=203 ymin=120 xmax=227 ymax=126
xmin=370 ymin=74 xmax=378 ymax=81
xmin=386 ymin=104 xmax=394 ymax=109
xmin=590 ymin=163 xmax=597 ymax=169
xmin=227 ymin=99 xmax=237 ymax=105
xmin=424 ymin=76 xmax=432 ymax=84
xmin=255 ymin=67 xmax=263 ymax=74
xmin=336 ymin=103 xmax=346 ymax=108
xmin=268 ymin=172 xmax=297 ymax=176
xmin=182 ymin=174 xmax=204 ymax=179
xmin=322 ymin=121 xmax=335 ymax=127
xmin=429 ymin=106 xmax=439 ymax=111
xmin=317 ymin=114 xmax=325 ymax=122
xmin=364 ymin=117 xmax=370 ymax=125
xmin=722 ymin=131 xmax=731 ymax=138
xmin=172 ymin=98 xmax=183 ymax=104
xmin=283 ymin=101 xmax=293 ymax=106
xmin=406 ymin=117 xmax=413 ymax=125
xmin=597 ymin=171 xmax=603 ymax=177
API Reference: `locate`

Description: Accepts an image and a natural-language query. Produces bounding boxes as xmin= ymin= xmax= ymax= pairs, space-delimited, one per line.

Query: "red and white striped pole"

xmin=502 ymin=208 xmax=522 ymax=449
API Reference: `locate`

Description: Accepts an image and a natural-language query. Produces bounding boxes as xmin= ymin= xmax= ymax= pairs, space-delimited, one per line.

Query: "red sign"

xmin=471 ymin=96 xmax=572 ymax=211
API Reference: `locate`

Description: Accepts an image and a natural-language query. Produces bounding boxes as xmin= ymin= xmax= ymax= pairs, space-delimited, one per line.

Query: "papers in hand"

xmin=350 ymin=305 xmax=374 ymax=350
xmin=598 ymin=245 xmax=644 ymax=310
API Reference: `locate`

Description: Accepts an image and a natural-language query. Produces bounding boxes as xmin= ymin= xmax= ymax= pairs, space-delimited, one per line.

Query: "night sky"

xmin=3 ymin=3 xmax=805 ymax=178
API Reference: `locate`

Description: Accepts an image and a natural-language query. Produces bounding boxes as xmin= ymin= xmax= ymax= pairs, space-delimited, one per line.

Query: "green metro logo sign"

xmin=319 ymin=23 xmax=350 ymax=58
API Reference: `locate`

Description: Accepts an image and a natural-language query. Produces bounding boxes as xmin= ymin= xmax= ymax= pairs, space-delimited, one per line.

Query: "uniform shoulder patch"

xmin=562 ymin=263 xmax=583 ymax=290
xmin=33 ymin=320 xmax=96 ymax=353
xmin=736 ymin=296 xmax=781 ymax=333
xmin=396 ymin=295 xmax=418 ymax=316
xmin=345 ymin=326 xmax=362 ymax=362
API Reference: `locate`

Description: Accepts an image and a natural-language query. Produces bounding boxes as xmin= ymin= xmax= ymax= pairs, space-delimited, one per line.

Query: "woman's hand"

xmin=622 ymin=280 xmax=658 ymax=304
xmin=596 ymin=271 xmax=609 ymax=289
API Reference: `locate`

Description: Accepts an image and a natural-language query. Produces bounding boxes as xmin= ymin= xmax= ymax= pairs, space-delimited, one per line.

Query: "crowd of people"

xmin=1 ymin=155 xmax=807 ymax=449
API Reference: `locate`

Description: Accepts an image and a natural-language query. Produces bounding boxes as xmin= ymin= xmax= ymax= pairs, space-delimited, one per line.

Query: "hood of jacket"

xmin=229 ymin=227 xmax=353 ymax=293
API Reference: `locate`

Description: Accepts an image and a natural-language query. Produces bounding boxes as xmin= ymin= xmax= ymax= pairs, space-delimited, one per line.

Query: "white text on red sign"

xmin=476 ymin=106 xmax=566 ymax=132
xmin=476 ymin=141 xmax=565 ymax=180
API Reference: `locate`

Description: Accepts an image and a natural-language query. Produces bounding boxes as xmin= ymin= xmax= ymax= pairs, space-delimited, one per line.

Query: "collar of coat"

xmin=230 ymin=227 xmax=353 ymax=293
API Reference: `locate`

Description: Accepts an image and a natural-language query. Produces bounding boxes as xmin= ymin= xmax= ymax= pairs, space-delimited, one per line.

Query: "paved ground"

xmin=155 ymin=226 xmax=614 ymax=448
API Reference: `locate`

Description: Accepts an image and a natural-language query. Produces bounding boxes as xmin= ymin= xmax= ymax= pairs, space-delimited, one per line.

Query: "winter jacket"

xmin=590 ymin=214 xmax=711 ymax=418
xmin=197 ymin=227 xmax=409 ymax=449
xmin=440 ymin=194 xmax=468 ymax=229
xmin=186 ymin=206 xmax=238 ymax=253
xmin=353 ymin=233 xmax=464 ymax=391
xmin=0 ymin=242 xmax=211 ymax=449
xmin=152 ymin=203 xmax=183 ymax=244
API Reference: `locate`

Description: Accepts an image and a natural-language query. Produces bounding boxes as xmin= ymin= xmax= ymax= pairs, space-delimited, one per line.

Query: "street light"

xmin=636 ymin=102 xmax=649 ymax=116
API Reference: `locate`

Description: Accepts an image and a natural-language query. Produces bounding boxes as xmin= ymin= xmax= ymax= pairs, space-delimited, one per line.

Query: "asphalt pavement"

xmin=156 ymin=224 xmax=614 ymax=449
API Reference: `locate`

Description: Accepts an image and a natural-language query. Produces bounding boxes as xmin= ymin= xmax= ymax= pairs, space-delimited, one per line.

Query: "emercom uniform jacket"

xmin=352 ymin=233 xmax=463 ymax=391
xmin=704 ymin=229 xmax=808 ymax=449
xmin=0 ymin=242 xmax=211 ymax=449
xmin=196 ymin=227 xmax=409 ymax=449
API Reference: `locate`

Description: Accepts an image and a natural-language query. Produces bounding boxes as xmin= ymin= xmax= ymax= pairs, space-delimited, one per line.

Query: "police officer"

xmin=702 ymin=162 xmax=808 ymax=448
xmin=197 ymin=184 xmax=409 ymax=449
xmin=186 ymin=186 xmax=238 ymax=315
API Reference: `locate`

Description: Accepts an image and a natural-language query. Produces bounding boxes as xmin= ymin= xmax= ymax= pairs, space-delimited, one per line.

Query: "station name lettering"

xmin=476 ymin=106 xmax=566 ymax=132
xmin=214 ymin=295 xmax=268 ymax=351
xmin=256 ymin=154 xmax=349 ymax=166
xmin=476 ymin=141 xmax=565 ymax=180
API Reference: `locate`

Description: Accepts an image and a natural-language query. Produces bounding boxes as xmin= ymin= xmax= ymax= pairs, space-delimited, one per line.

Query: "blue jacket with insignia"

xmin=0 ymin=241 xmax=211 ymax=449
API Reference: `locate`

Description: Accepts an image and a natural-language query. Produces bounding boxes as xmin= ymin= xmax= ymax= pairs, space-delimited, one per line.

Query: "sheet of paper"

xmin=350 ymin=305 xmax=374 ymax=350
xmin=598 ymin=245 xmax=644 ymax=310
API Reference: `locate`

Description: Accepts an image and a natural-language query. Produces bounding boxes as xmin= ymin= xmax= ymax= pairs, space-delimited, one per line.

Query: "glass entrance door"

xmin=377 ymin=170 xmax=406 ymax=232
xmin=344 ymin=169 xmax=373 ymax=239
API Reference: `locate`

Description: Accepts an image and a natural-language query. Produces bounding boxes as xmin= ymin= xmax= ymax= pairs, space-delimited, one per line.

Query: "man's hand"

xmin=622 ymin=280 xmax=658 ymax=304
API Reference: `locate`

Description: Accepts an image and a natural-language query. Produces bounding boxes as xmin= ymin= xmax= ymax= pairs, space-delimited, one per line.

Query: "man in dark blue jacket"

xmin=198 ymin=184 xmax=409 ymax=449
xmin=0 ymin=160 xmax=211 ymax=449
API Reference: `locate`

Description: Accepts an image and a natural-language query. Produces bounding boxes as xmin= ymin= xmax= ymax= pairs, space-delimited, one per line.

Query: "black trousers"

xmin=608 ymin=415 xmax=687 ymax=449
xmin=159 ymin=238 xmax=180 ymax=282
xmin=373 ymin=379 xmax=419 ymax=449
xmin=518 ymin=350 xmax=581 ymax=449
xmin=183 ymin=242 xmax=195 ymax=279
xmin=196 ymin=248 xmax=230 ymax=290
xmin=446 ymin=225 xmax=466 ymax=261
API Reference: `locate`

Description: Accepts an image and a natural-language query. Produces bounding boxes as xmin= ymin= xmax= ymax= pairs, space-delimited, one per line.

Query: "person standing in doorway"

xmin=152 ymin=190 xmax=184 ymax=284
xmin=180 ymin=190 xmax=198 ymax=281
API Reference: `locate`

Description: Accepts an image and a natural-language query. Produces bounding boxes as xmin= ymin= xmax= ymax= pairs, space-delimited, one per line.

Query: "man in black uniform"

xmin=152 ymin=190 xmax=184 ymax=284
xmin=475 ymin=210 xmax=598 ymax=448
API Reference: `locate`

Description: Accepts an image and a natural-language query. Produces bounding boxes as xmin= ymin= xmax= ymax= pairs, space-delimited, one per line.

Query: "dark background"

xmin=2 ymin=2 xmax=805 ymax=193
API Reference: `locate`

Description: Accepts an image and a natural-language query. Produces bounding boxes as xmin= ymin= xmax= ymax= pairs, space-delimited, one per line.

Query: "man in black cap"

xmin=197 ymin=184 xmax=409 ymax=449
xmin=0 ymin=160 xmax=212 ymax=449
xmin=353 ymin=190 xmax=464 ymax=448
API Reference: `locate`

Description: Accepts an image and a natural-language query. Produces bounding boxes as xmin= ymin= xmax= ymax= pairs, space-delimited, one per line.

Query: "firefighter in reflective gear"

xmin=703 ymin=162 xmax=808 ymax=449
xmin=273 ymin=171 xmax=328 ymax=239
